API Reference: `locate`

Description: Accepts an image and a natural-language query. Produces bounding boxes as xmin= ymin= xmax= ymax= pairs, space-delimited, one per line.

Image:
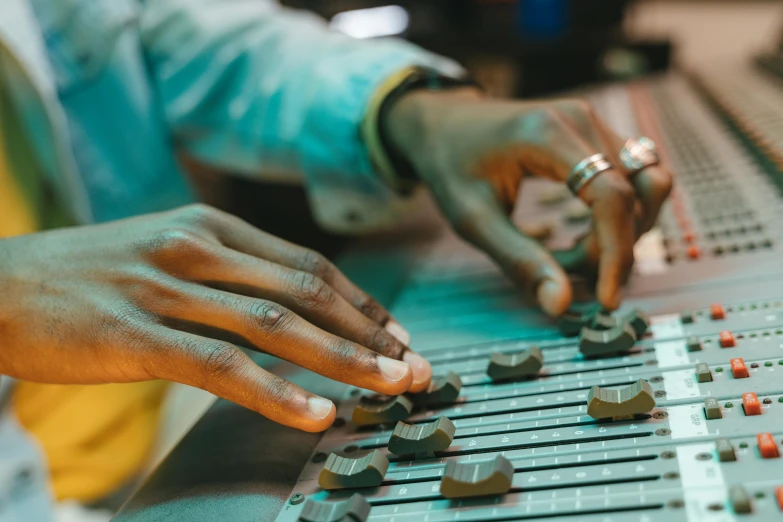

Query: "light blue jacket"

xmin=0 ymin=0 xmax=460 ymax=518
xmin=1 ymin=0 xmax=460 ymax=231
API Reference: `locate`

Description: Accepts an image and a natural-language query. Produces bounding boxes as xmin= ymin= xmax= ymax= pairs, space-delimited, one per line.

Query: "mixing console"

xmin=271 ymin=64 xmax=783 ymax=522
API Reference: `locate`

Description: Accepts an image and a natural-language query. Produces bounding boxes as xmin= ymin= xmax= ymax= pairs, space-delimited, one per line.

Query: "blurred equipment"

xmin=284 ymin=0 xmax=672 ymax=96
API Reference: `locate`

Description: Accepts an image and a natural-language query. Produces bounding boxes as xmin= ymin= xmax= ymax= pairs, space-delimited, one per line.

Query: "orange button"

xmin=758 ymin=433 xmax=780 ymax=458
xmin=743 ymin=392 xmax=761 ymax=416
xmin=720 ymin=331 xmax=736 ymax=348
xmin=710 ymin=304 xmax=726 ymax=320
xmin=683 ymin=232 xmax=695 ymax=243
xmin=775 ymin=486 xmax=783 ymax=510
xmin=687 ymin=245 xmax=701 ymax=260
xmin=731 ymin=358 xmax=749 ymax=379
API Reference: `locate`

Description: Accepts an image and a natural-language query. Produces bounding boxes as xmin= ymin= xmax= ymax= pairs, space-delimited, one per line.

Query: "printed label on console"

xmin=654 ymin=340 xmax=691 ymax=368
xmin=650 ymin=314 xmax=685 ymax=340
xmin=677 ymin=443 xmax=734 ymax=522
xmin=668 ymin=404 xmax=710 ymax=440
xmin=663 ymin=369 xmax=701 ymax=400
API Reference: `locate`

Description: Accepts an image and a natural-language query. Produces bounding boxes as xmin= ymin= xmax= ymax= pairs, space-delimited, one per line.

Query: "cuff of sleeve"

xmin=300 ymin=39 xmax=463 ymax=234
xmin=359 ymin=66 xmax=419 ymax=192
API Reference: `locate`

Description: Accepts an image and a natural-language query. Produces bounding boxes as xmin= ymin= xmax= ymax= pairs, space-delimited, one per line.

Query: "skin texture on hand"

xmin=385 ymin=88 xmax=673 ymax=315
xmin=0 ymin=204 xmax=432 ymax=432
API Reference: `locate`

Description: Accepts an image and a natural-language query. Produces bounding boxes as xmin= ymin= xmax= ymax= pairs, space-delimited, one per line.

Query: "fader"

xmin=272 ymin=62 xmax=783 ymax=522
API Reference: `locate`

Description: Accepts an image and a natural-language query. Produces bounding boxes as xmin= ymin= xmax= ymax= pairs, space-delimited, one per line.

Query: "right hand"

xmin=0 ymin=204 xmax=431 ymax=432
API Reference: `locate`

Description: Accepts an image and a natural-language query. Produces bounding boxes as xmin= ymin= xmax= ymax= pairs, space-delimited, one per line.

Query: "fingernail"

xmin=385 ymin=319 xmax=411 ymax=346
xmin=307 ymin=397 xmax=334 ymax=419
xmin=377 ymin=356 xmax=411 ymax=382
xmin=403 ymin=351 xmax=433 ymax=388
xmin=537 ymin=279 xmax=564 ymax=316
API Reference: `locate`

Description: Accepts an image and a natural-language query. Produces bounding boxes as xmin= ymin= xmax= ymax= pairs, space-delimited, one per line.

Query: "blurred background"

xmin=192 ymin=0 xmax=783 ymax=255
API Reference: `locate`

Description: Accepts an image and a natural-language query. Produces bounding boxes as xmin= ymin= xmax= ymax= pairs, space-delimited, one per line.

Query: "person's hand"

xmin=0 ymin=205 xmax=432 ymax=432
xmin=385 ymin=88 xmax=673 ymax=315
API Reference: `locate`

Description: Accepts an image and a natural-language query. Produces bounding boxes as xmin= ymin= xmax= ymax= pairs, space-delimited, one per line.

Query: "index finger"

xmin=439 ymin=181 xmax=573 ymax=316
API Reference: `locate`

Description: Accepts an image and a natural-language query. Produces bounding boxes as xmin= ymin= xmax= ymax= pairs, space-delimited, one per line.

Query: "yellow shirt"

xmin=1 ymin=72 xmax=166 ymax=504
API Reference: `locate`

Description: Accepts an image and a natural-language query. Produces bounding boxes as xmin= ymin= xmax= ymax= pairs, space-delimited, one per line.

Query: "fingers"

xmin=185 ymin=206 xmax=392 ymax=325
xmin=628 ymin=165 xmax=673 ymax=234
xmin=592 ymin=120 xmax=674 ymax=236
xmin=148 ymin=284 xmax=414 ymax=395
xmin=579 ymin=170 xmax=637 ymax=310
xmin=172 ymin=247 xmax=431 ymax=392
xmin=442 ymin=182 xmax=572 ymax=316
xmin=149 ymin=328 xmax=336 ymax=432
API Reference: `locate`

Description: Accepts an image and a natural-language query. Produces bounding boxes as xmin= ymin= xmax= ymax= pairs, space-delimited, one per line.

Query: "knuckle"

xmin=142 ymin=228 xmax=211 ymax=258
xmin=176 ymin=203 xmax=223 ymax=229
xmin=656 ymin=168 xmax=674 ymax=196
xmin=449 ymin=207 xmax=484 ymax=239
xmin=604 ymin=177 xmax=636 ymax=209
xmin=355 ymin=294 xmax=386 ymax=322
xmin=258 ymin=375 xmax=294 ymax=406
xmin=200 ymin=342 xmax=241 ymax=382
xmin=329 ymin=339 xmax=358 ymax=369
xmin=249 ymin=300 xmax=289 ymax=333
xmin=555 ymin=98 xmax=595 ymax=119
xmin=291 ymin=271 xmax=333 ymax=307
xmin=370 ymin=328 xmax=403 ymax=359
xmin=95 ymin=304 xmax=150 ymax=346
xmin=298 ymin=250 xmax=334 ymax=280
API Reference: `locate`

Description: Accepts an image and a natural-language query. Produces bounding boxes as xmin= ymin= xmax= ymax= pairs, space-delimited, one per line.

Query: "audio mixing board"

xmin=270 ymin=65 xmax=783 ymax=522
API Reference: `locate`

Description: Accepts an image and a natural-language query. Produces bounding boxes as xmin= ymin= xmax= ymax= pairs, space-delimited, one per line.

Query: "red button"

xmin=720 ymin=331 xmax=736 ymax=348
xmin=775 ymin=486 xmax=783 ymax=510
xmin=743 ymin=392 xmax=761 ymax=416
xmin=758 ymin=433 xmax=780 ymax=458
xmin=687 ymin=245 xmax=701 ymax=260
xmin=710 ymin=304 xmax=726 ymax=320
xmin=731 ymin=358 xmax=749 ymax=379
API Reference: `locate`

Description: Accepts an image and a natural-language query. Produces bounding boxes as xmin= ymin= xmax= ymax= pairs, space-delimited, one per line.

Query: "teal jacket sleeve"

xmin=139 ymin=0 xmax=462 ymax=233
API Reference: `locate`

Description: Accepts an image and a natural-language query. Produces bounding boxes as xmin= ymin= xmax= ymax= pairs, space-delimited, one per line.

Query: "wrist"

xmin=383 ymin=87 xmax=484 ymax=181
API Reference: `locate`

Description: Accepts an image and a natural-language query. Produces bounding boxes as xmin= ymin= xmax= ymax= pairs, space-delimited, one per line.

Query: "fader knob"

xmin=558 ymin=303 xmax=602 ymax=337
xmin=408 ymin=372 xmax=462 ymax=406
xmin=299 ymin=493 xmax=371 ymax=522
xmin=579 ymin=323 xmax=637 ymax=357
xmin=624 ymin=308 xmax=649 ymax=337
xmin=352 ymin=395 xmax=413 ymax=426
xmin=486 ymin=346 xmax=544 ymax=381
xmin=590 ymin=311 xmax=620 ymax=330
xmin=388 ymin=417 xmax=456 ymax=456
xmin=440 ymin=455 xmax=514 ymax=499
xmin=586 ymin=379 xmax=656 ymax=419
xmin=318 ymin=450 xmax=389 ymax=490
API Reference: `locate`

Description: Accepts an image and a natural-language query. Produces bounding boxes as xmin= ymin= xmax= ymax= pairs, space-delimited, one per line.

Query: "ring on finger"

xmin=566 ymin=153 xmax=615 ymax=196
xmin=619 ymin=137 xmax=659 ymax=173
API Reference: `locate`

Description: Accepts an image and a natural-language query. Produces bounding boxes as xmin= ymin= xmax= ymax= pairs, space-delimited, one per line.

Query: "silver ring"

xmin=566 ymin=153 xmax=614 ymax=195
xmin=619 ymin=137 xmax=659 ymax=173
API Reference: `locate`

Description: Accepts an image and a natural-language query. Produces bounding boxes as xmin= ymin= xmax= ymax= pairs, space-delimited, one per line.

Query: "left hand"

xmin=385 ymin=88 xmax=673 ymax=316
